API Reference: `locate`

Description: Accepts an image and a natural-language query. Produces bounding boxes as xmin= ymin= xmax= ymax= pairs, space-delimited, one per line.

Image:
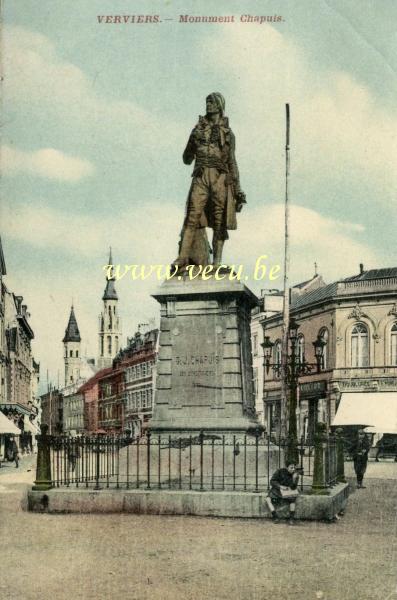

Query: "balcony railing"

xmin=337 ymin=278 xmax=397 ymax=295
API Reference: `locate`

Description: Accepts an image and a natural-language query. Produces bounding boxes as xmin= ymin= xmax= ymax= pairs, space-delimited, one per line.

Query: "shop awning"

xmin=0 ymin=412 xmax=21 ymax=435
xmin=332 ymin=392 xmax=397 ymax=433
xmin=24 ymin=420 xmax=40 ymax=435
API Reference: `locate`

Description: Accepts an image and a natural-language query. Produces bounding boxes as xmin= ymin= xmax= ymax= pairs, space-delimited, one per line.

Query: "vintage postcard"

xmin=1 ymin=1 xmax=396 ymax=599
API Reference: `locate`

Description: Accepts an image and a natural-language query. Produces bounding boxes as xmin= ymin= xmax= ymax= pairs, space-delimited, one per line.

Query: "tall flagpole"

xmin=280 ymin=104 xmax=291 ymax=442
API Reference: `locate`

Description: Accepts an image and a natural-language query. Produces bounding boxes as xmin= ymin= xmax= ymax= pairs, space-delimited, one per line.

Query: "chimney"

xmin=359 ymin=263 xmax=364 ymax=275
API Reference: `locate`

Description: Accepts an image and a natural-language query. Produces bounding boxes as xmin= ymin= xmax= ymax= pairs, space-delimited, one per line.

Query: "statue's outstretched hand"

xmin=236 ymin=190 xmax=246 ymax=213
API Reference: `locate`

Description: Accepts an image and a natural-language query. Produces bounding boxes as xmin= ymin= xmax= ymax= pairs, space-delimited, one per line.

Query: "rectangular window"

xmin=253 ymin=334 xmax=258 ymax=356
xmin=253 ymin=367 xmax=258 ymax=396
xmin=391 ymin=327 xmax=397 ymax=365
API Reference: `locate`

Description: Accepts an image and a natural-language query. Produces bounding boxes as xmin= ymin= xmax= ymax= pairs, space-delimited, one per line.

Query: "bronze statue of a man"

xmin=173 ymin=93 xmax=246 ymax=269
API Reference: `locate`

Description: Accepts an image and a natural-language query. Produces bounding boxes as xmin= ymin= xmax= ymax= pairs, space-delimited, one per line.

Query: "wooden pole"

xmin=280 ymin=104 xmax=291 ymax=443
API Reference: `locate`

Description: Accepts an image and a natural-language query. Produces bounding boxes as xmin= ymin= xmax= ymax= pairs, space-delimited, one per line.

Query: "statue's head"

xmin=206 ymin=93 xmax=225 ymax=116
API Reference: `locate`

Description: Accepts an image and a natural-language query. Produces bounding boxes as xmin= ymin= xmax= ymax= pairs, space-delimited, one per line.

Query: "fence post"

xmin=254 ymin=427 xmax=260 ymax=493
xmin=312 ymin=422 xmax=328 ymax=492
xmin=336 ymin=428 xmax=346 ymax=483
xmin=94 ymin=435 xmax=101 ymax=490
xmin=199 ymin=429 xmax=204 ymax=492
xmin=32 ymin=424 xmax=52 ymax=491
xmin=146 ymin=431 xmax=151 ymax=489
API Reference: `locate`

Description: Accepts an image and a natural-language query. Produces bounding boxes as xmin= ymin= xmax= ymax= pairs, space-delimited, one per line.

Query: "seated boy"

xmin=265 ymin=461 xmax=301 ymax=524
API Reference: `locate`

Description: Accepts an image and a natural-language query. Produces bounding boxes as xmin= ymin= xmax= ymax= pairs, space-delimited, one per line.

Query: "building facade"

xmin=63 ymin=391 xmax=85 ymax=435
xmin=2 ymin=292 xmax=36 ymax=439
xmin=40 ymin=387 xmax=64 ymax=435
xmin=261 ymin=267 xmax=397 ymax=440
xmin=97 ymin=367 xmax=124 ymax=433
xmin=123 ymin=329 xmax=158 ymax=437
xmin=96 ymin=328 xmax=158 ymax=436
xmin=79 ymin=368 xmax=112 ymax=434
xmin=251 ymin=289 xmax=283 ymax=424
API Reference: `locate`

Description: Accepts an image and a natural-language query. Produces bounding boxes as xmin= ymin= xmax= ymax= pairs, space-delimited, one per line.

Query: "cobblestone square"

xmin=1 ymin=458 xmax=396 ymax=600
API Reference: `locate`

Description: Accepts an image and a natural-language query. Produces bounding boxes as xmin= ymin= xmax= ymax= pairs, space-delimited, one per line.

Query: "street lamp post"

xmin=261 ymin=318 xmax=325 ymax=465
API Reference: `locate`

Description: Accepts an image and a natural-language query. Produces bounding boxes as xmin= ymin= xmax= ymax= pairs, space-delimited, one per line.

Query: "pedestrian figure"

xmin=265 ymin=461 xmax=301 ymax=525
xmin=375 ymin=434 xmax=397 ymax=462
xmin=9 ymin=436 xmax=19 ymax=468
xmin=351 ymin=429 xmax=371 ymax=489
xmin=67 ymin=442 xmax=80 ymax=472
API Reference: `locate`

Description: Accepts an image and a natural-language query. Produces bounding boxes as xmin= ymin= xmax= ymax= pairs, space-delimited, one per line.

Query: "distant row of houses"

xmin=39 ymin=249 xmax=159 ymax=438
xmin=40 ymin=328 xmax=158 ymax=438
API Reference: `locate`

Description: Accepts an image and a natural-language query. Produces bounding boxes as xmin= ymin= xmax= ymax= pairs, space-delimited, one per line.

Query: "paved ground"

xmin=0 ymin=453 xmax=36 ymax=477
xmin=0 ymin=458 xmax=396 ymax=600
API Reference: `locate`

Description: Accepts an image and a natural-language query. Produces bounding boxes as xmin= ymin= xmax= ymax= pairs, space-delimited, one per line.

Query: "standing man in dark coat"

xmin=265 ymin=461 xmax=301 ymax=524
xmin=173 ymin=92 xmax=246 ymax=269
xmin=351 ymin=429 xmax=371 ymax=488
xmin=9 ymin=436 xmax=19 ymax=468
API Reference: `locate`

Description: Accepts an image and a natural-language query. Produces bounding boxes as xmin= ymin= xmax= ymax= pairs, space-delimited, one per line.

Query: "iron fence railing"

xmin=47 ymin=432 xmax=340 ymax=492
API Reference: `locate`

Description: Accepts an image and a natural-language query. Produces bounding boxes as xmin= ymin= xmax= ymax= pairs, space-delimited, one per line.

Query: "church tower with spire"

xmin=97 ymin=248 xmax=122 ymax=369
xmin=63 ymin=305 xmax=82 ymax=386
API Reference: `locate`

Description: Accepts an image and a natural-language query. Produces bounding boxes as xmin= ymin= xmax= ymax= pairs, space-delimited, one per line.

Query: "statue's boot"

xmin=172 ymin=226 xmax=196 ymax=268
xmin=212 ymin=233 xmax=225 ymax=269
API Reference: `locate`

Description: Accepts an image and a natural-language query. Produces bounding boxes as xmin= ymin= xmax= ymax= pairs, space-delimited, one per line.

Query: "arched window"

xmin=70 ymin=350 xmax=73 ymax=358
xmin=319 ymin=328 xmax=329 ymax=370
xmin=107 ymin=336 xmax=112 ymax=355
xmin=391 ymin=323 xmax=397 ymax=366
xmin=76 ymin=350 xmax=79 ymax=358
xmin=297 ymin=335 xmax=305 ymax=365
xmin=351 ymin=323 xmax=369 ymax=367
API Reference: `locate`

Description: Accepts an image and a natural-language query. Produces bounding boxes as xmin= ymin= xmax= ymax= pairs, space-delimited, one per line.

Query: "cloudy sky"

xmin=1 ymin=0 xmax=396 ymax=389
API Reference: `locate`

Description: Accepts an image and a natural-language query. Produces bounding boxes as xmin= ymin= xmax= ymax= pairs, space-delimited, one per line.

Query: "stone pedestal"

xmin=149 ymin=274 xmax=262 ymax=436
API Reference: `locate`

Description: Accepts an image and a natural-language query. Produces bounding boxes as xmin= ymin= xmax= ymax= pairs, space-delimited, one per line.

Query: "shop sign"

xmin=299 ymin=381 xmax=327 ymax=397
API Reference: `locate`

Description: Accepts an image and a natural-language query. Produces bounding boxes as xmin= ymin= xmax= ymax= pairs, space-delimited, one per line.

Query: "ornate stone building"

xmin=261 ymin=266 xmax=397 ymax=439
